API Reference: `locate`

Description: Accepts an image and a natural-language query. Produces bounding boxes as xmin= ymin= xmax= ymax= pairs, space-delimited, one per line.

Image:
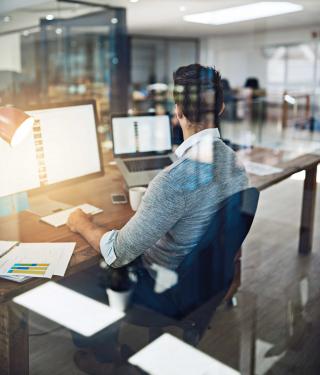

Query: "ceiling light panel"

xmin=183 ymin=2 xmax=303 ymax=25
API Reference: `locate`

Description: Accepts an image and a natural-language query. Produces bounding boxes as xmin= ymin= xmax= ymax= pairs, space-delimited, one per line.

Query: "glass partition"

xmin=1 ymin=3 xmax=320 ymax=375
xmin=220 ymin=36 xmax=320 ymax=151
xmin=130 ymin=37 xmax=198 ymax=112
xmin=0 ymin=1 xmax=129 ymax=132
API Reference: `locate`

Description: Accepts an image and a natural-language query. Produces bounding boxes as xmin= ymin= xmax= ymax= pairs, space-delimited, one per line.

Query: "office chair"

xmin=221 ymin=78 xmax=238 ymax=122
xmin=70 ymin=188 xmax=259 ymax=372
xmin=126 ymin=187 xmax=260 ymax=346
xmin=244 ymin=77 xmax=260 ymax=90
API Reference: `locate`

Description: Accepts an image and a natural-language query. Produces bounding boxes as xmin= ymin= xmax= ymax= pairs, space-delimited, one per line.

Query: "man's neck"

xmin=182 ymin=125 xmax=216 ymax=141
xmin=182 ymin=127 xmax=197 ymax=141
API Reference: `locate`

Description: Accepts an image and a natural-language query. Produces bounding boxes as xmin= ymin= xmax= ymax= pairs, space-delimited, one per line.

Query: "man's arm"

xmin=67 ymin=209 xmax=105 ymax=253
xmin=67 ymin=173 xmax=185 ymax=267
xmin=111 ymin=174 xmax=185 ymax=267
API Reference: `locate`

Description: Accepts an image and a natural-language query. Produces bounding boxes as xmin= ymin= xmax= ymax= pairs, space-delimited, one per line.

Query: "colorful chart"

xmin=8 ymin=263 xmax=49 ymax=276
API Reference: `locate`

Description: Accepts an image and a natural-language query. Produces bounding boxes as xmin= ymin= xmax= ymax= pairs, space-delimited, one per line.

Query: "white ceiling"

xmin=106 ymin=0 xmax=320 ymax=37
xmin=0 ymin=0 xmax=320 ymax=37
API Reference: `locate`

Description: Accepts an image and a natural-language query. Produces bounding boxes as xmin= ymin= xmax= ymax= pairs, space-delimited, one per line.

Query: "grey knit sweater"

xmin=105 ymin=130 xmax=248 ymax=270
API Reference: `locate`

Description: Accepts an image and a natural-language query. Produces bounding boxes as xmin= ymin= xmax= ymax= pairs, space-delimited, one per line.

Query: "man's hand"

xmin=67 ymin=209 xmax=92 ymax=234
xmin=67 ymin=208 xmax=106 ymax=254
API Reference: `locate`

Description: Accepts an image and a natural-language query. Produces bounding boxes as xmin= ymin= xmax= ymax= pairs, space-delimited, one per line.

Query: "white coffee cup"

xmin=106 ymin=288 xmax=133 ymax=312
xmin=129 ymin=186 xmax=147 ymax=211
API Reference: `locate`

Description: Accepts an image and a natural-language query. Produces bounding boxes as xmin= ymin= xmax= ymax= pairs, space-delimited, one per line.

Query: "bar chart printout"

xmin=0 ymin=243 xmax=75 ymax=281
xmin=0 ymin=258 xmax=53 ymax=278
xmin=8 ymin=263 xmax=49 ymax=276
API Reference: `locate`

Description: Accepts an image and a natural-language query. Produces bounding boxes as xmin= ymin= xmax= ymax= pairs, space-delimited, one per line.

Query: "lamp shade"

xmin=0 ymin=107 xmax=34 ymax=147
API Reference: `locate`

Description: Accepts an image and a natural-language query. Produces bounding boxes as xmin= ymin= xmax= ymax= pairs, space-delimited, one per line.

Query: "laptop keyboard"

xmin=124 ymin=157 xmax=173 ymax=172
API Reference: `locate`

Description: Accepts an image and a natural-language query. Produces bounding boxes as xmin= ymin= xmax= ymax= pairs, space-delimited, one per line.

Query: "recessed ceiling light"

xmin=3 ymin=16 xmax=11 ymax=23
xmin=284 ymin=94 xmax=296 ymax=105
xmin=46 ymin=14 xmax=55 ymax=21
xmin=129 ymin=0 xmax=139 ymax=3
xmin=111 ymin=17 xmax=118 ymax=24
xmin=179 ymin=6 xmax=186 ymax=12
xmin=183 ymin=2 xmax=303 ymax=25
xmin=55 ymin=28 xmax=63 ymax=35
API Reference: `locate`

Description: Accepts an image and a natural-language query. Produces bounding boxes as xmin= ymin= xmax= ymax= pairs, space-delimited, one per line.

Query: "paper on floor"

xmin=129 ymin=333 xmax=239 ymax=375
xmin=13 ymin=282 xmax=125 ymax=337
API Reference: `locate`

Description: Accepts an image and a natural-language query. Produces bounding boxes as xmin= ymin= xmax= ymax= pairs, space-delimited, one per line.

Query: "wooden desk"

xmin=238 ymin=148 xmax=319 ymax=255
xmin=0 ymin=147 xmax=319 ymax=374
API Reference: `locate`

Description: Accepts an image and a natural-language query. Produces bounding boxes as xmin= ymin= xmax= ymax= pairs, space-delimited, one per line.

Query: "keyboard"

xmin=124 ymin=157 xmax=172 ymax=172
xmin=41 ymin=204 xmax=103 ymax=227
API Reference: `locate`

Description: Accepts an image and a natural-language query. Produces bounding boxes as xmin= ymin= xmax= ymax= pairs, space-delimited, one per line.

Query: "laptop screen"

xmin=112 ymin=114 xmax=172 ymax=157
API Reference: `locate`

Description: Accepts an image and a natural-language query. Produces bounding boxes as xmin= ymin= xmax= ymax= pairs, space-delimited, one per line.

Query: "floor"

xmin=27 ymin=121 xmax=320 ymax=375
xmin=199 ymin=175 xmax=320 ymax=375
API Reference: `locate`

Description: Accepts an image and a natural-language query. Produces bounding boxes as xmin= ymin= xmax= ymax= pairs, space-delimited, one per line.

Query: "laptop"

xmin=111 ymin=113 xmax=176 ymax=187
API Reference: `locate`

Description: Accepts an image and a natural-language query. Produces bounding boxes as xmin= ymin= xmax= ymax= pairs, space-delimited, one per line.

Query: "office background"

xmin=1 ymin=1 xmax=320 ymax=149
xmin=0 ymin=1 xmax=320 ymax=374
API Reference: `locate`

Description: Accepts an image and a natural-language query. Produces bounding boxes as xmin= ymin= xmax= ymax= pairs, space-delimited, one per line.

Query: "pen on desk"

xmin=0 ymin=242 xmax=19 ymax=259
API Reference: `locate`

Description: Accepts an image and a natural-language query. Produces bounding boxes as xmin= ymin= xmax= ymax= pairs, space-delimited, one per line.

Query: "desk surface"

xmin=238 ymin=147 xmax=320 ymax=190
xmin=0 ymin=147 xmax=319 ymax=303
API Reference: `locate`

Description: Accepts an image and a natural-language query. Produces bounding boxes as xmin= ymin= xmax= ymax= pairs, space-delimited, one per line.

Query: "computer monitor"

xmin=0 ymin=101 xmax=103 ymax=199
xmin=111 ymin=114 xmax=172 ymax=157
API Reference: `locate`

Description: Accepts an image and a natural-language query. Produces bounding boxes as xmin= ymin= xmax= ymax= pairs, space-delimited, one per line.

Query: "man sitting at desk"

xmin=67 ymin=63 xmax=248 ymax=276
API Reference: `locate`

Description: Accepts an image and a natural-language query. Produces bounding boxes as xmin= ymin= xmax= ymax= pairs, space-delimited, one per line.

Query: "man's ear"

xmin=219 ymin=102 xmax=225 ymax=116
xmin=175 ymin=104 xmax=184 ymax=119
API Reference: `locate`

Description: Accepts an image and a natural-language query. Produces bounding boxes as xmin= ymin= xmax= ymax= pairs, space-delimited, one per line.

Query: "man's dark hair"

xmin=173 ymin=64 xmax=223 ymax=129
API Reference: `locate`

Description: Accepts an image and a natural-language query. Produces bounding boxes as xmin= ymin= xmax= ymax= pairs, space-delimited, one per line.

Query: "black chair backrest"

xmin=169 ymin=187 xmax=260 ymax=316
xmin=221 ymin=78 xmax=231 ymax=91
xmin=244 ymin=77 xmax=260 ymax=90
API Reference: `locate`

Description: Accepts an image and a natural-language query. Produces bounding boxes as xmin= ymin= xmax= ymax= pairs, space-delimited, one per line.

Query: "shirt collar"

xmin=175 ymin=128 xmax=220 ymax=158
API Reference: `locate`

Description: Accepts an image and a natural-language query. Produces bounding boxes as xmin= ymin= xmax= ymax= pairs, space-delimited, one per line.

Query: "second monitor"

xmin=0 ymin=101 xmax=103 ymax=214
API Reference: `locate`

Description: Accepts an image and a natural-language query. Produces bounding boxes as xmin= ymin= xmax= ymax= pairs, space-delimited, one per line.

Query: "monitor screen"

xmin=112 ymin=115 xmax=172 ymax=156
xmin=0 ymin=103 xmax=102 ymax=198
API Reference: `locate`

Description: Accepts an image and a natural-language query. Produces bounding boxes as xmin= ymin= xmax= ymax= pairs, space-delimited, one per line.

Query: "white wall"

xmin=0 ymin=33 xmax=21 ymax=72
xmin=131 ymin=39 xmax=198 ymax=85
xmin=200 ymin=25 xmax=319 ymax=88
xmin=0 ymin=0 xmax=47 ymax=14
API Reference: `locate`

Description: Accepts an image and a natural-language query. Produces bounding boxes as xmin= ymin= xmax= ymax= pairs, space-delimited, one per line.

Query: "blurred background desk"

xmin=0 ymin=147 xmax=319 ymax=375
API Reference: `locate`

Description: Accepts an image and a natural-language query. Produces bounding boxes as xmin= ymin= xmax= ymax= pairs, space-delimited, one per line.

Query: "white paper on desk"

xmin=0 ymin=274 xmax=30 ymax=283
xmin=0 ymin=241 xmax=18 ymax=257
xmin=0 ymin=242 xmax=27 ymax=282
xmin=0 ymin=256 xmax=54 ymax=278
xmin=128 ymin=333 xmax=239 ymax=375
xmin=243 ymin=161 xmax=283 ymax=176
xmin=15 ymin=243 xmax=76 ymax=276
xmin=0 ymin=241 xmax=28 ymax=282
xmin=0 ymin=242 xmax=75 ymax=278
xmin=41 ymin=204 xmax=103 ymax=227
xmin=52 ymin=242 xmax=75 ymax=276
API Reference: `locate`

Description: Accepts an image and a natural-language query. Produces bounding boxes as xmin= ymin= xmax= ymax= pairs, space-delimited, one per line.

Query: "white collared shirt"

xmin=175 ymin=128 xmax=220 ymax=158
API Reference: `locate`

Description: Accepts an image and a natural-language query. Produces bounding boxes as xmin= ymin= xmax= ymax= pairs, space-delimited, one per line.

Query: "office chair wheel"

xmin=226 ymin=295 xmax=238 ymax=308
xmin=183 ymin=330 xmax=200 ymax=346
xmin=181 ymin=320 xmax=200 ymax=346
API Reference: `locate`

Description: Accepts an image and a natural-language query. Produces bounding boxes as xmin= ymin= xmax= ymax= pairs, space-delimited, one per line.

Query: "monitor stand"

xmin=27 ymin=195 xmax=73 ymax=217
